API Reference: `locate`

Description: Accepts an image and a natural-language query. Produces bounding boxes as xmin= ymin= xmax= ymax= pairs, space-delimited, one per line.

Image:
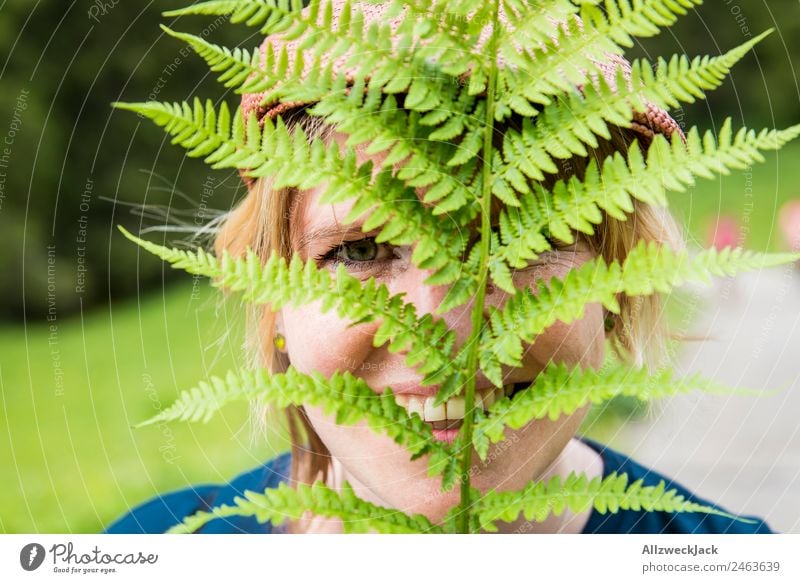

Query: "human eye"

xmin=312 ymin=237 xmax=397 ymax=272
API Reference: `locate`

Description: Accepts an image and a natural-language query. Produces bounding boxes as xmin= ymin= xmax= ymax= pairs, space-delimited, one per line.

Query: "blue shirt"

xmin=103 ymin=437 xmax=772 ymax=534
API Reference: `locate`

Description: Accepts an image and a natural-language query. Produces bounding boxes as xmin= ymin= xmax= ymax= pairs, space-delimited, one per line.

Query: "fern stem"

xmin=457 ymin=0 xmax=501 ymax=534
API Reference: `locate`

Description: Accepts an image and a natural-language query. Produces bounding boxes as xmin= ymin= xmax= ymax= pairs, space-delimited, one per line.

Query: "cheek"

xmin=524 ymin=304 xmax=606 ymax=370
xmin=280 ymin=300 xmax=378 ymax=376
xmin=471 ymin=403 xmax=591 ymax=491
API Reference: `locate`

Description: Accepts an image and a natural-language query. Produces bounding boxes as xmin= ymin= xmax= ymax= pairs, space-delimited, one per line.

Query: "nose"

xmin=397 ymin=264 xmax=498 ymax=349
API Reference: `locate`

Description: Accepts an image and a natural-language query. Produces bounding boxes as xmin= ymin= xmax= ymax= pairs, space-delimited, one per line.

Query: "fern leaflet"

xmin=135 ymin=364 xmax=450 ymax=464
xmin=495 ymin=32 xmax=772 ymax=201
xmin=479 ymin=243 xmax=800 ymax=380
xmin=495 ymin=121 xmax=800 ymax=270
xmin=168 ymin=481 xmax=443 ymax=534
xmin=470 ymin=472 xmax=752 ymax=533
xmin=118 ymin=226 xmax=459 ymax=381
xmin=470 ymin=361 xmax=745 ymax=458
xmin=111 ymin=99 xmax=466 ymax=283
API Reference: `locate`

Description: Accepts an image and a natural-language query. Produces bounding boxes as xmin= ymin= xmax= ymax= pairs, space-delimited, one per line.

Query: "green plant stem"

xmin=457 ymin=0 xmax=501 ymax=534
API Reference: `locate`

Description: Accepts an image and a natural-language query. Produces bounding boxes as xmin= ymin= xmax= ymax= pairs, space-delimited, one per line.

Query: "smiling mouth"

xmin=394 ymin=381 xmax=529 ymax=430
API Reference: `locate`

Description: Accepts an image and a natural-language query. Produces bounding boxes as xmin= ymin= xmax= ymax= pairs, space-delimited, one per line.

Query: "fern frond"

xmin=168 ymin=481 xmax=441 ymax=534
xmin=480 ymin=243 xmax=800 ymax=376
xmin=495 ymin=121 xmax=800 ymax=269
xmin=499 ymin=0 xmax=578 ymax=50
xmin=494 ymin=32 xmax=772 ymax=198
xmin=136 ymin=365 xmax=450 ymax=464
xmin=496 ymin=3 xmax=599 ymax=119
xmin=471 ymin=361 xmax=740 ymax=457
xmin=372 ymin=0 xmax=495 ymax=80
xmin=310 ymin=88 xmax=484 ymax=219
xmin=495 ymin=0 xmax=704 ymax=118
xmin=643 ymin=30 xmax=773 ymax=108
xmin=118 ymin=226 xmax=458 ymax=381
xmin=434 ymin=241 xmax=483 ymax=314
xmin=112 ymin=98 xmax=241 ymax=161
xmin=111 ymin=99 xmax=466 ymax=282
xmin=159 ymin=25 xmax=296 ymax=95
xmin=165 ymin=0 xmax=454 ymax=111
xmin=165 ymin=0 xmax=373 ymax=50
xmin=471 ymin=471 xmax=751 ymax=533
xmin=164 ymin=4 xmax=463 ymax=114
xmin=424 ymin=235 xmax=516 ymax=400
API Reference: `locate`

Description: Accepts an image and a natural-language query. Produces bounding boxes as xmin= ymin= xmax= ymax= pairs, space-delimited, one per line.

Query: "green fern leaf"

xmin=495 ymin=32 xmax=772 ymax=196
xmin=381 ymin=0 xmax=494 ymax=76
xmin=472 ymin=361 xmax=744 ymax=452
xmin=472 ymin=471 xmax=753 ymax=532
xmin=166 ymin=0 xmax=454 ymax=111
xmin=135 ymin=365 xmax=450 ymax=463
xmin=482 ymin=243 xmax=800 ymax=371
xmin=495 ymin=121 xmax=800 ymax=270
xmin=496 ymin=0 xmax=704 ymax=117
xmin=117 ymin=226 xmax=459 ymax=381
xmin=168 ymin=481 xmax=442 ymax=534
xmin=429 ymin=241 xmax=483 ymax=319
xmin=111 ymin=99 xmax=466 ymax=282
xmin=159 ymin=25 xmax=297 ymax=95
xmin=310 ymin=89 xmax=483 ymax=219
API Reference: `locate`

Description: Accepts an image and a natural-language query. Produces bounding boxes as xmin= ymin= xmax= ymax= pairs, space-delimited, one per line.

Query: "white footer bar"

xmin=1 ymin=534 xmax=797 ymax=582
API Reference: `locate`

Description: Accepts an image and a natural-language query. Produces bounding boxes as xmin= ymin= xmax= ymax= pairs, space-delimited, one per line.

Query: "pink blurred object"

xmin=707 ymin=215 xmax=740 ymax=251
xmin=778 ymin=200 xmax=800 ymax=252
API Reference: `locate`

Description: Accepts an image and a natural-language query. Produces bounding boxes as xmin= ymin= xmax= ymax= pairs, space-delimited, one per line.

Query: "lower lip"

xmin=431 ymin=427 xmax=460 ymax=444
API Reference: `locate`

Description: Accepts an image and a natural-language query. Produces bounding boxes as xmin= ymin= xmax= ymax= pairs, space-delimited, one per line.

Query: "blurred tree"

xmin=629 ymin=0 xmax=800 ymax=130
xmin=0 ymin=1 xmax=253 ymax=320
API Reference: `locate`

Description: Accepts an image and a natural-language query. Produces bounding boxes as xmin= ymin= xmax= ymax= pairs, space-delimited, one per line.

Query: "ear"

xmin=274 ymin=310 xmax=285 ymax=336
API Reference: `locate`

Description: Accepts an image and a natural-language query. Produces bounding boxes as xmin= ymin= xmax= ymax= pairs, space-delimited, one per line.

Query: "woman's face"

xmin=276 ymin=131 xmax=606 ymax=524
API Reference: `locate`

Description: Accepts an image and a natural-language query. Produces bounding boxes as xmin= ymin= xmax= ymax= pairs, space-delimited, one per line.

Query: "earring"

xmin=604 ymin=313 xmax=616 ymax=333
xmin=274 ymin=333 xmax=286 ymax=352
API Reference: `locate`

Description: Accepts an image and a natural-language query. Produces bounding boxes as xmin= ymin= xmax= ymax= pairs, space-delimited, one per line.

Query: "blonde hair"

xmin=212 ymin=113 xmax=685 ymax=528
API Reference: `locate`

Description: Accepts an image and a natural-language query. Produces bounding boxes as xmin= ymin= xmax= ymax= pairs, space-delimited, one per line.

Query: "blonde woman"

xmin=105 ymin=2 xmax=773 ymax=535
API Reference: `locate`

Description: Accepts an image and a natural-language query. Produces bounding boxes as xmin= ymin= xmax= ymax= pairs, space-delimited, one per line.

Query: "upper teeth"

xmin=393 ymin=384 xmax=517 ymax=422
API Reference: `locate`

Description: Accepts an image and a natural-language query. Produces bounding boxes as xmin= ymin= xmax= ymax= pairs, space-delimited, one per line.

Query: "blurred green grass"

xmin=0 ymin=281 xmax=284 ymax=534
xmin=669 ymin=141 xmax=800 ymax=253
xmin=2 ymin=143 xmax=798 ymax=533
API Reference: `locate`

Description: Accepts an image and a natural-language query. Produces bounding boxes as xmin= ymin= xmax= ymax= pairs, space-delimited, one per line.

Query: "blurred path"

xmin=611 ymin=266 xmax=800 ymax=533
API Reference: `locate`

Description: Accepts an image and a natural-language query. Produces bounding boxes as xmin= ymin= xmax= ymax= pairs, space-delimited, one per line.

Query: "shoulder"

xmin=578 ymin=437 xmax=773 ymax=534
xmin=103 ymin=450 xmax=292 ymax=534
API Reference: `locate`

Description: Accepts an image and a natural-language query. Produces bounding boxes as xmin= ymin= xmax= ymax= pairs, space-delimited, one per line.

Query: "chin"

xmin=391 ymin=479 xmax=464 ymax=526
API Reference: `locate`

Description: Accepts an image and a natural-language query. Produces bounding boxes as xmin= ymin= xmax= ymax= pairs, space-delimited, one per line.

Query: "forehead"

xmin=289 ymin=130 xmax=510 ymax=252
xmin=289 ymin=131 xmax=434 ymax=249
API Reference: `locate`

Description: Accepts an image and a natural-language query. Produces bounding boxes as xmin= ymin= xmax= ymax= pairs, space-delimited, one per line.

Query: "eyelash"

xmin=313 ymin=237 xmax=395 ymax=271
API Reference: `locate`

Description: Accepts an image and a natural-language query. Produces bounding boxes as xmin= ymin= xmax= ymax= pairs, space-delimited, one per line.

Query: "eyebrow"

xmin=295 ymin=222 xmax=375 ymax=251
